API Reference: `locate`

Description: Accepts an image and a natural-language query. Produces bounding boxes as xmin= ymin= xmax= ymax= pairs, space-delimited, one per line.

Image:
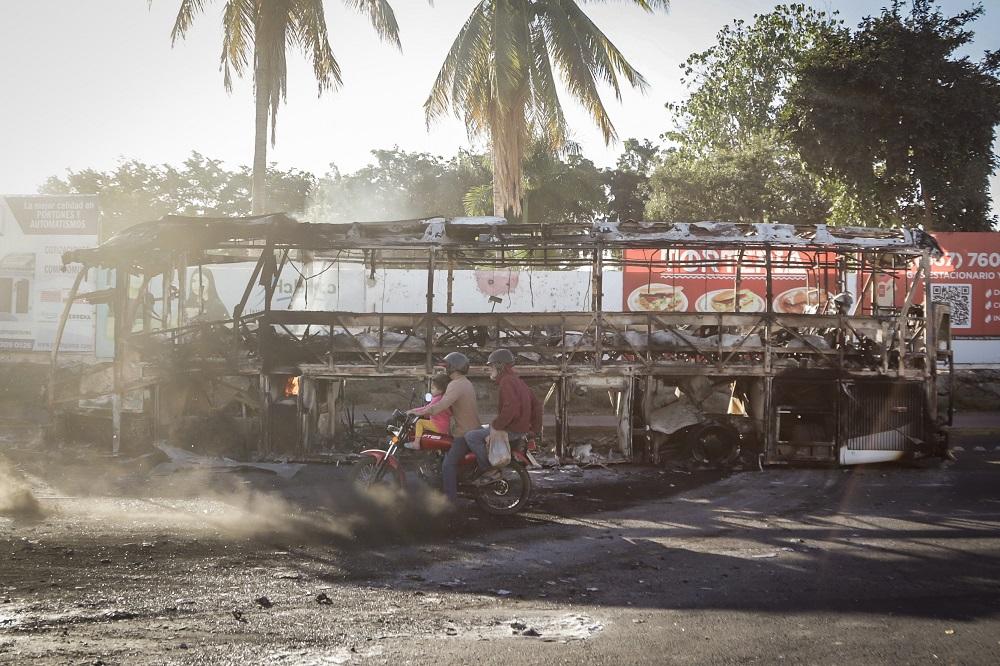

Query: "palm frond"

xmin=220 ymin=0 xmax=254 ymax=91
xmin=290 ymin=0 xmax=343 ymax=92
xmin=539 ymin=2 xmax=615 ymax=142
xmin=578 ymin=0 xmax=669 ymax=10
xmin=527 ymin=21 xmax=568 ymax=148
xmin=254 ymin=0 xmax=292 ymax=145
xmin=491 ymin=0 xmax=532 ymax=113
xmin=344 ymin=0 xmax=401 ymax=48
xmin=463 ymin=183 xmax=494 ymax=216
xmin=561 ymin=0 xmax=648 ymax=94
xmin=170 ymin=0 xmax=208 ymax=44
xmin=425 ymin=1 xmax=490 ymax=124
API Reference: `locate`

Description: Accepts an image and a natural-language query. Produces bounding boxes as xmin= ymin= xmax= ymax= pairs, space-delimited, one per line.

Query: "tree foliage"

xmin=425 ymin=0 xmax=667 ymax=220
xmin=784 ymin=0 xmax=1000 ymax=231
xmin=40 ymin=144 xmax=628 ymax=237
xmin=311 ymin=144 xmax=608 ymax=225
xmin=606 ymin=138 xmax=659 ymax=222
xmin=668 ymin=3 xmax=840 ymax=154
xmin=522 ymin=144 xmax=606 ymax=225
xmin=645 ymin=133 xmax=829 ymax=224
xmin=647 ymin=5 xmax=841 ymax=224
xmin=40 ymin=153 xmax=314 ymax=239
xmin=306 ymin=149 xmax=489 ymax=222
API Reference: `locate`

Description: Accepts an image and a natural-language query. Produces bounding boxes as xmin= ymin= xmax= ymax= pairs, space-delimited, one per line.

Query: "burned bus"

xmin=49 ymin=215 xmax=952 ymax=466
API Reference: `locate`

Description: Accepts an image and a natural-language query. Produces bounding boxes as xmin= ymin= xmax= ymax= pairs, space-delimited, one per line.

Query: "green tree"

xmin=306 ymin=148 xmax=489 ymax=222
xmin=785 ymin=0 xmax=1000 ymax=231
xmin=460 ymin=141 xmax=607 ymax=224
xmin=169 ymin=0 xmax=400 ymax=214
xmin=309 ymin=144 xmax=607 ymax=225
xmin=646 ymin=4 xmax=846 ymax=224
xmin=668 ymin=4 xmax=841 ymax=153
xmin=605 ymin=138 xmax=660 ymax=222
xmin=522 ymin=143 xmax=606 ymax=225
xmin=645 ymin=133 xmax=829 ymax=224
xmin=40 ymin=153 xmax=315 ymax=239
xmin=425 ymin=0 xmax=668 ymax=221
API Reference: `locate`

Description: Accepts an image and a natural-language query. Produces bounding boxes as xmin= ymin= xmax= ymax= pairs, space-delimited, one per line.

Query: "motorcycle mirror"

xmin=424 ymin=392 xmax=433 ymax=402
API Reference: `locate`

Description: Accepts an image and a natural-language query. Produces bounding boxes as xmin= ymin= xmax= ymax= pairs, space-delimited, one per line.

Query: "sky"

xmin=1 ymin=0 xmax=998 ymax=208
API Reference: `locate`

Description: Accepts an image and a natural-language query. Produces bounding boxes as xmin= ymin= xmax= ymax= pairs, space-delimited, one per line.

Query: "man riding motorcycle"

xmin=406 ymin=352 xmax=484 ymax=502
xmin=457 ymin=349 xmax=543 ymax=491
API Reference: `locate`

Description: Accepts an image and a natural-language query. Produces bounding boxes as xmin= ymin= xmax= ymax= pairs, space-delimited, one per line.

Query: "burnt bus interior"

xmin=49 ymin=215 xmax=952 ymax=466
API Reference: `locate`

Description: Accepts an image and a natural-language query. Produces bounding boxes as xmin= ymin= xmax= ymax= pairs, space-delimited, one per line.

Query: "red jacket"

xmin=492 ymin=368 xmax=542 ymax=434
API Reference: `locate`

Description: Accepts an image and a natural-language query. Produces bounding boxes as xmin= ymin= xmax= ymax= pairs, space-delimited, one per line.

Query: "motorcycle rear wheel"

xmin=474 ymin=463 xmax=531 ymax=515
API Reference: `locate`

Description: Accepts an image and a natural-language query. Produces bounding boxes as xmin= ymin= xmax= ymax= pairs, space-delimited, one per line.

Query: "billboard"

xmin=910 ymin=232 xmax=1000 ymax=336
xmin=622 ymin=248 xmax=838 ymax=315
xmin=622 ymin=232 xmax=1000 ymax=337
xmin=0 ymin=195 xmax=99 ymax=352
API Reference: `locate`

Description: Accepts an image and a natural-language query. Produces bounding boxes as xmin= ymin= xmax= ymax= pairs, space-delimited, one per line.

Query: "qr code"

xmin=930 ymin=284 xmax=972 ymax=329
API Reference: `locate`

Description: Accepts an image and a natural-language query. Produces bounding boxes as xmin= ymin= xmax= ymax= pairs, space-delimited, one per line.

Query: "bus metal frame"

xmin=50 ymin=215 xmax=952 ymax=465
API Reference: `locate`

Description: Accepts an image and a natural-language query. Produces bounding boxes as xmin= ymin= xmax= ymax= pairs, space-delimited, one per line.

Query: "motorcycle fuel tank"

xmin=419 ymin=433 xmax=453 ymax=451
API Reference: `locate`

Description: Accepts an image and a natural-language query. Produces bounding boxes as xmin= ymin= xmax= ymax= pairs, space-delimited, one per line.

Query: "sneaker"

xmin=472 ymin=469 xmax=501 ymax=487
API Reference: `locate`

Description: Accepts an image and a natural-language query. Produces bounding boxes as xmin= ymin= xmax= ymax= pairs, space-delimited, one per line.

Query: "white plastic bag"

xmin=487 ymin=428 xmax=511 ymax=468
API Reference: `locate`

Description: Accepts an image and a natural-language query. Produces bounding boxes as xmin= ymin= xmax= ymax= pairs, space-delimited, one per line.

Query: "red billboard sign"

xmin=622 ymin=232 xmax=1000 ymax=337
xmin=623 ymin=248 xmax=839 ymax=315
xmin=914 ymin=232 xmax=999 ymax=336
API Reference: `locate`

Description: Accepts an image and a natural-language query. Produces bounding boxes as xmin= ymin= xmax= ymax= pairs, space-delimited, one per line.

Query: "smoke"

xmin=303 ymin=175 xmax=430 ymax=225
xmin=0 ymin=455 xmax=44 ymax=520
xmin=157 ymin=474 xmax=448 ymax=543
xmin=1 ymin=440 xmax=453 ymax=544
xmin=47 ymin=464 xmax=456 ymax=546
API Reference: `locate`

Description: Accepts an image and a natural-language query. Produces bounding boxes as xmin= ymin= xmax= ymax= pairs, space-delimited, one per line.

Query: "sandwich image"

xmin=696 ymin=288 xmax=764 ymax=312
xmin=628 ymin=284 xmax=687 ymax=312
xmin=774 ymin=287 xmax=828 ymax=314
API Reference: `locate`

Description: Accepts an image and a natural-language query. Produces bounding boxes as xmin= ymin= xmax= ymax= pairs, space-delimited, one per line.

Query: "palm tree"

xmin=425 ymin=0 xmax=668 ymax=221
xmin=171 ymin=0 xmax=401 ymax=214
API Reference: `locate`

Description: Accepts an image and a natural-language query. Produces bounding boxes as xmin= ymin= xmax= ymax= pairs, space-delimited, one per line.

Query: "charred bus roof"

xmin=63 ymin=215 xmax=941 ymax=269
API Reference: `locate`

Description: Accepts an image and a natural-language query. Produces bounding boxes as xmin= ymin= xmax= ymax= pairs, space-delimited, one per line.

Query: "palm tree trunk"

xmin=492 ymin=105 xmax=526 ymax=222
xmin=251 ymin=77 xmax=269 ymax=215
xmin=492 ymin=149 xmax=522 ymax=221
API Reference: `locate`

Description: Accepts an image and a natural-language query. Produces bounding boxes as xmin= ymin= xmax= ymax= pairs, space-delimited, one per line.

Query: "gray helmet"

xmin=486 ymin=348 xmax=516 ymax=367
xmin=442 ymin=351 xmax=470 ymax=375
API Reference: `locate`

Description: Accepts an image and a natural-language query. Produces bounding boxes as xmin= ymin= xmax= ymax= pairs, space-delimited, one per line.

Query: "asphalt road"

xmin=1 ymin=433 xmax=999 ymax=665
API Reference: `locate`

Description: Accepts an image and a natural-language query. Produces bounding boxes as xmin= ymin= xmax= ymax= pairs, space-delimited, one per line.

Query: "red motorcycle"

xmin=351 ymin=406 xmax=538 ymax=515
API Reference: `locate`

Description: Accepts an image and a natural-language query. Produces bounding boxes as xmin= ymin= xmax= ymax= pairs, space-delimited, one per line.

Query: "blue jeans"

xmin=443 ymin=428 xmax=524 ymax=502
xmin=443 ymin=431 xmax=488 ymax=502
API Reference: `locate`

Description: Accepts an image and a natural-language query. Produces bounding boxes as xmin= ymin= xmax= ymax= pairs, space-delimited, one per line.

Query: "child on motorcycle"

xmin=407 ymin=373 xmax=452 ymax=448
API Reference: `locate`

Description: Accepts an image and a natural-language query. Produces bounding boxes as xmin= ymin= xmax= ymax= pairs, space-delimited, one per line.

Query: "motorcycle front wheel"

xmin=474 ymin=463 xmax=532 ymax=515
xmin=351 ymin=454 xmax=404 ymax=490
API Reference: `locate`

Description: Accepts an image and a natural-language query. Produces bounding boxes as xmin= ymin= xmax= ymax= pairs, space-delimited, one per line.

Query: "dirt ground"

xmin=1 ymin=420 xmax=999 ymax=665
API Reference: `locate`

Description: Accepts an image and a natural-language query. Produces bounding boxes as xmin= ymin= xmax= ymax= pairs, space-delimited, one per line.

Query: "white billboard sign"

xmin=0 ymin=195 xmax=98 ymax=352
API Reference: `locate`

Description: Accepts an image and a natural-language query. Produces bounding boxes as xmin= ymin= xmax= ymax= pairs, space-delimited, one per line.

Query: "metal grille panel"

xmin=844 ymin=382 xmax=924 ymax=451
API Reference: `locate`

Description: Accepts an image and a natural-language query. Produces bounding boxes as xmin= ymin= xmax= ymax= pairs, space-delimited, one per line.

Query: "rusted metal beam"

xmin=426 ymin=250 xmax=436 ymax=374
xmin=111 ymin=264 xmax=128 ymax=456
xmin=233 ymin=251 xmax=266 ymax=343
xmin=48 ymin=266 xmax=88 ymax=409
